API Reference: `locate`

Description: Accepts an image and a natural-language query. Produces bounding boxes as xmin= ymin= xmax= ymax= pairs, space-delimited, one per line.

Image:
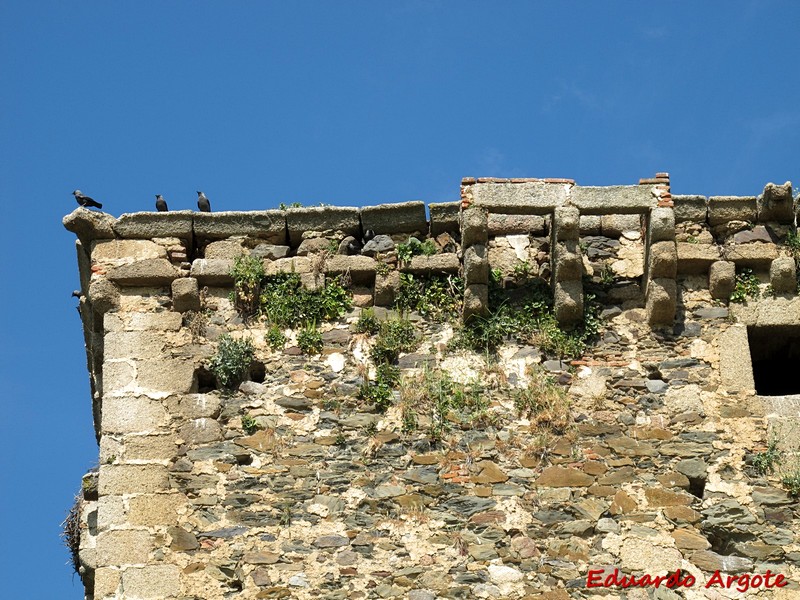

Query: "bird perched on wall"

xmin=73 ymin=190 xmax=102 ymax=209
xmin=155 ymin=194 xmax=168 ymax=212
xmin=197 ymin=191 xmax=211 ymax=212
xmin=363 ymin=229 xmax=375 ymax=244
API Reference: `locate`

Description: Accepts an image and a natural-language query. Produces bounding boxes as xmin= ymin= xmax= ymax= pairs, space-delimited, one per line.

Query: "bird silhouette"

xmin=73 ymin=190 xmax=102 ymax=209
xmin=155 ymin=194 xmax=168 ymax=212
xmin=197 ymin=191 xmax=211 ymax=212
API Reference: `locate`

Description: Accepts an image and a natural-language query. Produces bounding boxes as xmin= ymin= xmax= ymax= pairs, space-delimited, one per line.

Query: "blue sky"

xmin=1 ymin=1 xmax=798 ymax=597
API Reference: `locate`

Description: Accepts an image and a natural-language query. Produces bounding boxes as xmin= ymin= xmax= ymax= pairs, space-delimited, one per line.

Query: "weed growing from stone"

xmin=230 ymin=255 xmax=265 ymax=320
xmin=259 ymin=272 xmax=351 ymax=327
xmin=401 ymin=367 xmax=487 ymax=442
xmin=354 ymin=308 xmax=380 ymax=335
xmin=782 ymin=470 xmax=800 ymax=497
xmin=241 ymin=414 xmax=259 ymax=435
xmin=396 ymin=238 xmax=437 ymax=263
xmin=751 ymin=437 xmax=782 ymax=475
xmin=208 ymin=335 xmax=255 ymax=390
xmin=266 ymin=325 xmax=286 ymax=350
xmin=512 ymin=368 xmax=571 ymax=435
xmin=359 ymin=380 xmax=394 ymax=412
xmin=395 ymin=273 xmax=463 ymax=321
xmin=730 ymin=269 xmax=761 ymax=304
xmin=369 ymin=318 xmax=418 ymax=364
xmin=454 ymin=277 xmax=600 ymax=360
xmin=297 ymin=323 xmax=323 ymax=355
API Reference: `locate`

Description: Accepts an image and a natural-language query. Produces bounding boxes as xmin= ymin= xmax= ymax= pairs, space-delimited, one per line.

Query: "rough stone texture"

xmin=673 ymin=195 xmax=708 ymax=223
xmin=172 ymin=277 xmax=201 ymax=312
xmin=461 ymin=207 xmax=488 ymax=247
xmin=647 ymin=206 xmax=676 ymax=242
xmin=553 ymin=206 xmax=579 ymax=241
xmin=87 ymin=278 xmax=120 ymax=313
xmin=190 ymin=258 xmax=234 ymax=285
xmin=463 ymin=283 xmax=488 ymax=321
xmin=264 ymin=256 xmax=312 ymax=275
xmin=600 ymin=214 xmax=642 ymax=236
xmin=107 ymin=258 xmax=181 ymax=286
xmin=286 ymin=206 xmax=360 ymax=246
xmin=470 ymin=181 xmax=569 ymax=214
xmin=488 ymin=213 xmax=546 ymax=235
xmin=578 ymin=215 xmax=601 ymax=235
xmin=63 ymin=207 xmax=117 ymax=246
xmin=647 ymin=241 xmax=677 ymax=279
xmin=552 ymin=240 xmax=582 ymax=281
xmin=553 ymin=280 xmax=583 ymax=325
xmin=428 ymin=201 xmax=460 ymax=235
xmin=194 ymin=210 xmax=286 ymax=244
xmin=770 ymin=256 xmax=797 ymax=293
xmin=114 ymin=211 xmax=194 ymax=240
xmin=719 ymin=325 xmax=755 ymax=393
xmin=463 ymin=244 xmax=488 ymax=285
xmin=572 ymin=185 xmax=656 ymax=215
xmin=709 ymin=260 xmax=735 ymax=300
xmin=725 ymin=242 xmax=779 ymax=269
xmin=374 ymin=270 xmax=400 ymax=306
xmin=122 ymin=565 xmax=181 ymax=598
xmin=646 ymin=277 xmax=676 ymax=326
xmin=361 ymin=201 xmax=427 ymax=235
xmin=402 ymin=254 xmax=460 ymax=275
xmin=758 ymin=181 xmax=794 ymax=223
xmin=324 ymin=255 xmax=377 ymax=283
xmin=708 ymin=196 xmax=757 ymax=226
xmin=92 ymin=239 xmax=168 ymax=265
xmin=677 ymin=242 xmax=721 ymax=274
xmin=204 ymin=239 xmax=247 ymax=260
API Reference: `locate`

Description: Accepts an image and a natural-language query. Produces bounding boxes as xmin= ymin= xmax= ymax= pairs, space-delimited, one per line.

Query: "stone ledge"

xmin=193 ymin=210 xmax=286 ymax=244
xmin=361 ymin=201 xmax=427 ymax=234
xmin=114 ymin=211 xmax=194 ymax=240
xmin=286 ymin=206 xmax=361 ymax=246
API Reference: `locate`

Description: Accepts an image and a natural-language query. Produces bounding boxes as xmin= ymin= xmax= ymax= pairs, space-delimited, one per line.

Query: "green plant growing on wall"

xmin=230 ymin=255 xmax=265 ymax=320
xmin=395 ymin=273 xmax=463 ymax=321
xmin=260 ymin=272 xmax=351 ymax=327
xmin=396 ymin=238 xmax=437 ymax=263
xmin=354 ymin=308 xmax=381 ymax=335
xmin=241 ymin=414 xmax=259 ymax=435
xmin=266 ymin=325 xmax=287 ymax=350
xmin=512 ymin=368 xmax=571 ymax=435
xmin=454 ymin=278 xmax=600 ymax=360
xmin=782 ymin=468 xmax=800 ymax=497
xmin=400 ymin=367 xmax=487 ymax=442
xmin=208 ymin=334 xmax=255 ymax=390
xmin=297 ymin=323 xmax=323 ymax=355
xmin=751 ymin=437 xmax=782 ymax=475
xmin=730 ymin=269 xmax=760 ymax=304
xmin=369 ymin=318 xmax=418 ymax=364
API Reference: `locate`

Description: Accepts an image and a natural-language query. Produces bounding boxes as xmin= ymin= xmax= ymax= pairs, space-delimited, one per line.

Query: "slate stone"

xmin=694 ymin=307 xmax=729 ymax=319
xmin=198 ymin=526 xmax=249 ymax=539
xmin=440 ymin=496 xmax=496 ymax=517
xmin=645 ymin=379 xmax=668 ymax=394
xmin=314 ymin=535 xmax=350 ymax=548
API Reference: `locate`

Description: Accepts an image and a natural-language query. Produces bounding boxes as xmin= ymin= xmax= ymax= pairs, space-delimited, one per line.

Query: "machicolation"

xmin=64 ymin=174 xmax=800 ymax=599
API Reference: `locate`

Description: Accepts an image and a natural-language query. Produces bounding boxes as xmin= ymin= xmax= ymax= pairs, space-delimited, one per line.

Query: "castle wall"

xmin=64 ymin=176 xmax=800 ymax=599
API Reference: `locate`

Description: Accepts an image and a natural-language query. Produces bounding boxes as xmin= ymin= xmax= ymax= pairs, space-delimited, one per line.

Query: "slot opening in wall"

xmin=195 ymin=367 xmax=217 ymax=393
xmin=748 ymin=325 xmax=800 ymax=396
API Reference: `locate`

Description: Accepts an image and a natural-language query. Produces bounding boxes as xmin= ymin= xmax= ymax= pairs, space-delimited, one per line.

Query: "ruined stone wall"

xmin=65 ymin=176 xmax=800 ymax=599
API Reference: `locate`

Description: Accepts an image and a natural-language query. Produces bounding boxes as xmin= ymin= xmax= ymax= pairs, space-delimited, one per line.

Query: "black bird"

xmin=155 ymin=194 xmax=168 ymax=212
xmin=197 ymin=191 xmax=211 ymax=212
xmin=363 ymin=229 xmax=375 ymax=244
xmin=71 ymin=290 xmax=82 ymax=298
xmin=73 ymin=190 xmax=103 ymax=209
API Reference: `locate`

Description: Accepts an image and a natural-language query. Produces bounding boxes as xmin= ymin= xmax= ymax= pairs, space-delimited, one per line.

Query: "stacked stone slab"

xmin=550 ymin=206 xmax=583 ymax=326
xmin=644 ymin=206 xmax=678 ymax=326
xmin=460 ymin=206 xmax=489 ymax=321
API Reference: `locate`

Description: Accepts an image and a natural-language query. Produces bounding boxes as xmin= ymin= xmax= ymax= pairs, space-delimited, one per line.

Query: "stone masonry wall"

xmin=65 ymin=176 xmax=800 ymax=599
